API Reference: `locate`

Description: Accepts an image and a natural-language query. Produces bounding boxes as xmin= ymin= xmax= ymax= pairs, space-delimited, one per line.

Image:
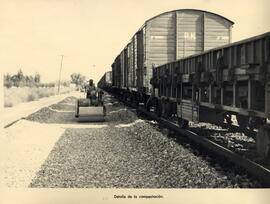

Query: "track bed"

xmin=2 ymin=93 xmax=265 ymax=187
xmin=26 ymin=94 xmax=263 ymax=187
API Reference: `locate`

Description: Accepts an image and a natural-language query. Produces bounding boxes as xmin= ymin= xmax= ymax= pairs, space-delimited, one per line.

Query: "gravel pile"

xmin=26 ymin=107 xmax=75 ymax=124
xmin=29 ymin=119 xmax=261 ymax=188
xmin=26 ymin=107 xmax=56 ymax=122
xmin=49 ymin=96 xmax=77 ymax=110
xmin=105 ymin=108 xmax=138 ymax=124
xmin=25 ymin=96 xmax=77 ymax=124
xmin=104 ymin=94 xmax=139 ymax=124
xmin=49 ymin=103 xmax=74 ymax=111
xmin=59 ymin=96 xmax=78 ymax=104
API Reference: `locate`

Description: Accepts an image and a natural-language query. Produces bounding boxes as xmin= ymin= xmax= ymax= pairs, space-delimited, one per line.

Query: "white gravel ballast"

xmin=1 ymin=95 xmax=262 ymax=188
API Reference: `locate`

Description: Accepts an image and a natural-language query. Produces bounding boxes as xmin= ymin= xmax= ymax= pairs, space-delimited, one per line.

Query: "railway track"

xmin=3 ymin=93 xmax=266 ymax=187
xmin=114 ymin=96 xmax=270 ymax=187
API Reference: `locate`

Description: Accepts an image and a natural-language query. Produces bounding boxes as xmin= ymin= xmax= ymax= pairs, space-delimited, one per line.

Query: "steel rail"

xmin=135 ymin=106 xmax=270 ymax=187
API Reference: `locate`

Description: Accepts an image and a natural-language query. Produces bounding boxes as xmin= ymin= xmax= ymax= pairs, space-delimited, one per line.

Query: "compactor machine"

xmin=75 ymin=80 xmax=105 ymax=122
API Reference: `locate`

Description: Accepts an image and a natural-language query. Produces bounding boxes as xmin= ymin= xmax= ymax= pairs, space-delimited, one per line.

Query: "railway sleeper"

xmin=174 ymin=105 xmax=270 ymax=159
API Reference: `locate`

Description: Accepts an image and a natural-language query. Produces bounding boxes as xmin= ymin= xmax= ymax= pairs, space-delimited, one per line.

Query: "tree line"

xmin=4 ymin=69 xmax=70 ymax=88
xmin=4 ymin=69 xmax=88 ymax=88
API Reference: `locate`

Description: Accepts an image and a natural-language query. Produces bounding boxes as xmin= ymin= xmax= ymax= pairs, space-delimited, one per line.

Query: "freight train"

xmin=98 ymin=9 xmax=270 ymax=158
xmin=97 ymin=71 xmax=112 ymax=90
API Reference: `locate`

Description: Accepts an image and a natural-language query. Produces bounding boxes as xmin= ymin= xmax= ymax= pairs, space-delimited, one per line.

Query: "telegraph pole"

xmin=91 ymin=64 xmax=95 ymax=73
xmin=58 ymin=55 xmax=64 ymax=94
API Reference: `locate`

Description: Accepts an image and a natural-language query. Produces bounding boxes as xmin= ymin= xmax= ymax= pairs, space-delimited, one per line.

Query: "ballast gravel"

xmin=188 ymin=121 xmax=270 ymax=169
xmin=12 ymin=94 xmax=260 ymax=188
xmin=28 ymin=95 xmax=261 ymax=187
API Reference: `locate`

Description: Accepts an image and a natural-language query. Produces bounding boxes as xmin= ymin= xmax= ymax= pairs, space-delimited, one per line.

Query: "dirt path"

xmin=2 ymin=91 xmax=84 ymax=128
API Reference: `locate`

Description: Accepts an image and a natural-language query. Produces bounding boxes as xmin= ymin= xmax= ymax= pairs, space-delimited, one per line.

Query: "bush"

xmin=27 ymin=92 xmax=39 ymax=101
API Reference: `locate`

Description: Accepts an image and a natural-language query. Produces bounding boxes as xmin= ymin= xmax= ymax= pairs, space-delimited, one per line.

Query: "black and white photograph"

xmin=1 ymin=0 xmax=270 ymax=203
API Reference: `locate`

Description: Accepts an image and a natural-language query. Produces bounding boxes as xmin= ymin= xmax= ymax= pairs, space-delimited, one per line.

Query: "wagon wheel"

xmin=256 ymin=125 xmax=270 ymax=158
xmin=248 ymin=117 xmax=266 ymax=131
xmin=178 ymin=118 xmax=189 ymax=128
xmin=161 ymin=102 xmax=167 ymax=118
xmin=155 ymin=100 xmax=162 ymax=117
xmin=146 ymin=97 xmax=152 ymax=112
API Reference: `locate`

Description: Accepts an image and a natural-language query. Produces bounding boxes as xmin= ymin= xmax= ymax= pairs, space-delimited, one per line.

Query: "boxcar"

xmin=98 ymin=71 xmax=112 ymax=90
xmin=111 ymin=9 xmax=234 ymax=103
xmin=151 ymin=32 xmax=270 ymax=157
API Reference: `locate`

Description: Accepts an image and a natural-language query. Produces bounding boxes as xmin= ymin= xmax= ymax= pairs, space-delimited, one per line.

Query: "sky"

xmin=1 ymin=0 xmax=269 ymax=83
